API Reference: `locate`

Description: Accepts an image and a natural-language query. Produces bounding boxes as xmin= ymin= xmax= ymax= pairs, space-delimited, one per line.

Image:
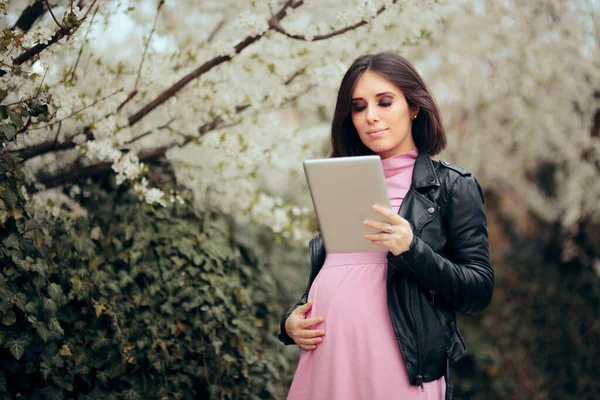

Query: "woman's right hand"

xmin=285 ymin=299 xmax=326 ymax=350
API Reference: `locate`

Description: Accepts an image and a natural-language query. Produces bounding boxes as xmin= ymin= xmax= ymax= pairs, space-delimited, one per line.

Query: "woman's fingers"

xmin=299 ymin=328 xmax=326 ymax=338
xmin=300 ymin=316 xmax=324 ymax=329
xmin=289 ymin=301 xmax=325 ymax=349
xmin=362 ymin=218 xmax=392 ymax=232
xmin=299 ymin=336 xmax=324 ymax=350
xmin=364 ymin=232 xmax=394 ymax=241
xmin=372 ymin=204 xmax=403 ymax=223
xmin=301 ymin=336 xmax=324 ymax=345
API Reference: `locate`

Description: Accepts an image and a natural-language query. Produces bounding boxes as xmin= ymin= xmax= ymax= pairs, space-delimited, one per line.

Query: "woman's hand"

xmin=285 ymin=299 xmax=326 ymax=350
xmin=363 ymin=204 xmax=414 ymax=256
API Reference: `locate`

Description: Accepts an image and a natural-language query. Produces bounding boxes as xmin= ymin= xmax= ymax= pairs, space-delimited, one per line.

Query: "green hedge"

xmin=1 ymin=132 xmax=290 ymax=399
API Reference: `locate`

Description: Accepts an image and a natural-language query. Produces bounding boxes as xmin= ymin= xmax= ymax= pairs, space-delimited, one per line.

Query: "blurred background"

xmin=0 ymin=0 xmax=599 ymax=398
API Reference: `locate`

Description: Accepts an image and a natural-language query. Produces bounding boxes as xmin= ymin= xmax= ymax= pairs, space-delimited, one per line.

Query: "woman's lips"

xmin=367 ymin=128 xmax=388 ymax=139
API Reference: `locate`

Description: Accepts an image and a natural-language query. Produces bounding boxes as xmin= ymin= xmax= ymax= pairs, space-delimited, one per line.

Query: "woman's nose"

xmin=366 ymin=104 xmax=379 ymax=124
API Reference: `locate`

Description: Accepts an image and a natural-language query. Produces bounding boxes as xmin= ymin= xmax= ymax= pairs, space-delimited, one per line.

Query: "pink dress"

xmin=287 ymin=149 xmax=446 ymax=400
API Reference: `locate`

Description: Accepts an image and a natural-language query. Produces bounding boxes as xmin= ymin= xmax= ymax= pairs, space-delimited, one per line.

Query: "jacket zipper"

xmin=430 ymin=289 xmax=436 ymax=306
xmin=412 ymin=285 xmax=424 ymax=391
xmin=386 ymin=279 xmax=412 ymax=391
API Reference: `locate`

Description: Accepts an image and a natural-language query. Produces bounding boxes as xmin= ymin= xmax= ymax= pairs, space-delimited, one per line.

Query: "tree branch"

xmin=37 ymin=85 xmax=312 ymax=190
xmin=68 ymin=3 xmax=99 ymax=83
xmin=12 ymin=0 xmax=46 ymax=33
xmin=9 ymin=127 xmax=94 ymax=160
xmin=124 ymin=117 xmax=176 ymax=145
xmin=117 ymin=0 xmax=164 ymax=112
xmin=44 ymin=0 xmax=64 ymax=29
xmin=268 ymin=0 xmax=397 ymax=41
xmin=0 ymin=0 xmax=100 ymax=77
xmin=36 ymin=118 xmax=233 ymax=189
xmin=12 ymin=62 xmax=309 ymax=161
xmin=135 ymin=0 xmax=164 ymax=91
xmin=80 ymin=0 xmax=98 ymax=21
xmin=126 ymin=0 xmax=298 ymax=127
xmin=27 ymin=87 xmax=122 ymax=131
xmin=207 ymin=18 xmax=226 ymax=43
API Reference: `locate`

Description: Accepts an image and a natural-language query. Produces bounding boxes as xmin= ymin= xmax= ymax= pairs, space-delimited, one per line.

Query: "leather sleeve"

xmin=387 ymin=175 xmax=494 ymax=316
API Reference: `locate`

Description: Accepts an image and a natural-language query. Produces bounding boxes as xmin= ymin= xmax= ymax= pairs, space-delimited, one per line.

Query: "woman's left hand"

xmin=363 ymin=205 xmax=414 ymax=256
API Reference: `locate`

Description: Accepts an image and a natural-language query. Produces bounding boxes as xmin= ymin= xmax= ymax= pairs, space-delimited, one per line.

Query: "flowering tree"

xmin=405 ymin=0 xmax=600 ymax=272
xmin=1 ymin=0 xmax=443 ymax=244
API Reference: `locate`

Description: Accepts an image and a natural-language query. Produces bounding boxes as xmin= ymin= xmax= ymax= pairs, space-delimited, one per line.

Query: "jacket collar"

xmin=412 ymin=147 xmax=440 ymax=189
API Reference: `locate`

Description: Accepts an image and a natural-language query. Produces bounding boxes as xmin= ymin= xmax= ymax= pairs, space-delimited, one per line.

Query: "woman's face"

xmin=350 ymin=70 xmax=418 ymax=159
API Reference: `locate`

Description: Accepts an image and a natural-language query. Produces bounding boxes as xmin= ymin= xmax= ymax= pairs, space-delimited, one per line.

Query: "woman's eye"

xmin=352 ymin=105 xmax=366 ymax=112
xmin=379 ymin=101 xmax=392 ymax=107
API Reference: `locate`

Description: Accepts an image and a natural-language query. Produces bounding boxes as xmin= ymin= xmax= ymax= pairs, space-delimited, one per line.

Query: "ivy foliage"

xmin=1 ymin=106 xmax=290 ymax=399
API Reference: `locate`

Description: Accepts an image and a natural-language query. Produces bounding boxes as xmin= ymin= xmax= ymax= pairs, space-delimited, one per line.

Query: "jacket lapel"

xmin=398 ymin=148 xmax=439 ymax=235
xmin=412 ymin=147 xmax=440 ymax=190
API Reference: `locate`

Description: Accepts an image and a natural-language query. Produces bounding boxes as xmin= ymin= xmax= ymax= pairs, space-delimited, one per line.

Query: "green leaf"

xmin=159 ymin=302 xmax=173 ymax=315
xmin=44 ymin=298 xmax=57 ymax=315
xmin=0 ymin=123 xmax=17 ymax=141
xmin=49 ymin=318 xmax=64 ymax=335
xmin=32 ymin=261 xmax=47 ymax=277
xmin=5 ymin=337 xmax=26 ymax=360
xmin=40 ymin=362 xmax=52 ymax=379
xmin=123 ymin=389 xmax=141 ymax=400
xmin=47 ymin=351 xmax=63 ymax=368
xmin=213 ymin=338 xmax=222 ymax=355
xmin=92 ymin=333 xmax=110 ymax=350
xmin=1 ymin=309 xmax=16 ymax=326
xmin=34 ymin=321 xmax=50 ymax=342
xmin=0 ymin=301 xmax=11 ymax=313
xmin=34 ymin=228 xmax=44 ymax=250
xmin=97 ymin=370 xmax=110 ymax=384
xmin=223 ymin=354 xmax=235 ymax=363
xmin=47 ymin=283 xmax=63 ymax=300
xmin=24 ymin=300 xmax=39 ymax=314
xmin=8 ymin=111 xmax=24 ymax=130
xmin=2 ymin=233 xmax=19 ymax=250
xmin=43 ymin=386 xmax=64 ymax=400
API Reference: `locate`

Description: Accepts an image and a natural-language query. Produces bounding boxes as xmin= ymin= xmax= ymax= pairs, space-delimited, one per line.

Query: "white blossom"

xmin=22 ymin=25 xmax=54 ymax=47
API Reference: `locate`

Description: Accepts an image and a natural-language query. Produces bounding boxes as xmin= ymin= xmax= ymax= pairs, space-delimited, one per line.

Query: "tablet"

xmin=303 ymin=155 xmax=392 ymax=252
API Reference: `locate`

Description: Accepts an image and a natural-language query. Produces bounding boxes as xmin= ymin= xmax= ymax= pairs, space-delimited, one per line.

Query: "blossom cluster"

xmin=21 ymin=24 xmax=55 ymax=47
xmin=80 ymin=140 xmax=170 ymax=207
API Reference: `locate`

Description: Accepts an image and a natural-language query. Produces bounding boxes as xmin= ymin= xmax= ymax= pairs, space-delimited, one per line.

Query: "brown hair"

xmin=330 ymin=52 xmax=446 ymax=157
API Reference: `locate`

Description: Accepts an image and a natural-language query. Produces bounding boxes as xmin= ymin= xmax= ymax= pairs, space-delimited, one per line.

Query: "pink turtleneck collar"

xmin=381 ymin=149 xmax=418 ymax=178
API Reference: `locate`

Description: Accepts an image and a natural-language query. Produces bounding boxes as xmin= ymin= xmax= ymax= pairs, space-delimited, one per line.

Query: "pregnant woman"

xmin=278 ymin=52 xmax=494 ymax=400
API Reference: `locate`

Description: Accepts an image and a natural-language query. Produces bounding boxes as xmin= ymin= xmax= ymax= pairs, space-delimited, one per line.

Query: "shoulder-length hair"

xmin=330 ymin=52 xmax=446 ymax=157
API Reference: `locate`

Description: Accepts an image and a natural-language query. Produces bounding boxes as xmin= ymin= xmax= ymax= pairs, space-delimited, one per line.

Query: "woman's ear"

xmin=412 ymin=106 xmax=421 ymax=119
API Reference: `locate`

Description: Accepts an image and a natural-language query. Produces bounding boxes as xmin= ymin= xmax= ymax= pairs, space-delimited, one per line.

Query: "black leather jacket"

xmin=278 ymin=148 xmax=494 ymax=400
